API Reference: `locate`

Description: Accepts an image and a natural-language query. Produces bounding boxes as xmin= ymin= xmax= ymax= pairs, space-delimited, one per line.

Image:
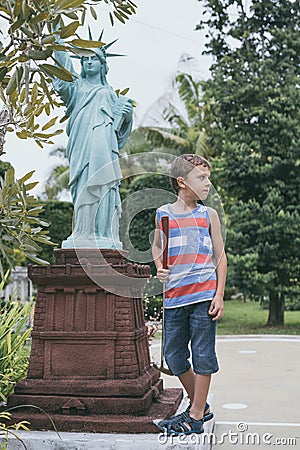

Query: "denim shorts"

xmin=163 ymin=301 xmax=219 ymax=376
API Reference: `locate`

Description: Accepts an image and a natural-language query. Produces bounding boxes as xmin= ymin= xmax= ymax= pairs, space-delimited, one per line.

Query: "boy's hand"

xmin=156 ymin=266 xmax=171 ymax=283
xmin=209 ymin=294 xmax=224 ymax=321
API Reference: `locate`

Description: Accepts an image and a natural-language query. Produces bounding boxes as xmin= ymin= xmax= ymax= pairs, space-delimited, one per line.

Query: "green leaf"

xmin=114 ymin=11 xmax=126 ymax=24
xmin=45 ymin=104 xmax=51 ymax=115
xmin=17 ymin=171 xmax=35 ymax=184
xmin=20 ymin=87 xmax=26 ymax=103
xmin=16 ymin=130 xmax=30 ymax=139
xmin=26 ymin=114 xmax=34 ymax=131
xmin=60 ymin=21 xmax=80 ymax=39
xmin=31 ymin=83 xmax=39 ymax=104
xmin=27 ymin=48 xmax=53 ymax=60
xmin=31 ymin=12 xmax=47 ymax=24
xmin=80 ymin=7 xmax=86 ymax=25
xmin=120 ymin=87 xmax=130 ymax=96
xmin=25 ymin=182 xmax=39 ymax=191
xmin=22 ymin=0 xmax=31 ymax=20
xmin=20 ymin=26 xmax=34 ymax=38
xmin=35 ymin=139 xmax=44 ymax=148
xmin=90 ymin=6 xmax=97 ymax=20
xmin=63 ymin=11 xmax=78 ymax=20
xmin=50 ymin=44 xmax=68 ymax=51
xmin=109 ymin=12 xmax=114 ymax=26
xmin=42 ymin=116 xmax=58 ymax=131
xmin=0 ymin=67 xmax=7 ymax=82
xmin=5 ymin=167 xmax=15 ymax=185
xmin=39 ymin=73 xmax=53 ymax=104
xmin=6 ymin=70 xmax=17 ymax=96
xmin=54 ymin=0 xmax=84 ymax=12
xmin=13 ymin=0 xmax=22 ymax=16
xmin=41 ymin=35 xmax=56 ymax=45
xmin=40 ymin=64 xmax=74 ymax=82
xmin=59 ymin=115 xmax=68 ymax=123
xmin=70 ymin=39 xmax=105 ymax=48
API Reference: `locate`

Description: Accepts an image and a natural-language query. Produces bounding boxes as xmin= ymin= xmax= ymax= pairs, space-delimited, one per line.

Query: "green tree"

xmin=0 ymin=0 xmax=137 ymax=153
xmin=42 ymin=146 xmax=69 ymax=200
xmin=198 ymin=0 xmax=300 ymax=325
xmin=0 ymin=159 xmax=11 ymax=178
xmin=120 ymin=173 xmax=174 ymax=274
xmin=38 ymin=199 xmax=73 ymax=263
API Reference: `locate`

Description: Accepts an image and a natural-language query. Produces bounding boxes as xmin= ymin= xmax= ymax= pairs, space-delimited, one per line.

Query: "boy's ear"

xmin=177 ymin=176 xmax=186 ymax=188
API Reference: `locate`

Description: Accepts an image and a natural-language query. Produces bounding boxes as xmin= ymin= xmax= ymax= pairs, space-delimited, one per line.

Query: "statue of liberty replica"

xmin=53 ymin=33 xmax=133 ymax=249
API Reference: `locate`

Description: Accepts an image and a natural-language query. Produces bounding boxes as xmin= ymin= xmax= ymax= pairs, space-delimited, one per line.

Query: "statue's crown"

xmin=71 ymin=28 xmax=124 ymax=60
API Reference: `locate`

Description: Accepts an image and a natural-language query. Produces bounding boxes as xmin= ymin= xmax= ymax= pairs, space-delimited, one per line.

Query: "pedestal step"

xmin=6 ymin=388 xmax=183 ymax=434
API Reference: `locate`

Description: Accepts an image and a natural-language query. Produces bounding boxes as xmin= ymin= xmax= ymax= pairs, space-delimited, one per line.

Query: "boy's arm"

xmin=152 ymin=215 xmax=170 ymax=282
xmin=208 ymin=208 xmax=227 ymax=321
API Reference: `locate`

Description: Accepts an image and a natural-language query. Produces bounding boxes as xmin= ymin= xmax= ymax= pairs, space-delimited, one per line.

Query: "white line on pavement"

xmin=217 ymin=421 xmax=300 ymax=427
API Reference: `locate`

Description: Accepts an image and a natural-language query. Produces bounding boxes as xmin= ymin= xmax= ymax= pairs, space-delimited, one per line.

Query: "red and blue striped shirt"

xmin=156 ymin=203 xmax=217 ymax=308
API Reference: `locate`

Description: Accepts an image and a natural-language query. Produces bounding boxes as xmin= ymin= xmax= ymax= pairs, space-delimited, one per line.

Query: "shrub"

xmin=0 ymin=411 xmax=29 ymax=450
xmin=0 ymin=299 xmax=33 ymax=404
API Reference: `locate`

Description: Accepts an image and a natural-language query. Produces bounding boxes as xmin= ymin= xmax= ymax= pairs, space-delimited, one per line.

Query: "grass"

xmin=150 ymin=300 xmax=300 ymax=337
xmin=217 ymin=299 xmax=300 ymax=335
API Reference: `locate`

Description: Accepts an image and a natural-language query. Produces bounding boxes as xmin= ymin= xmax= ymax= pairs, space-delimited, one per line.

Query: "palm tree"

xmin=139 ymin=53 xmax=211 ymax=158
xmin=42 ymin=147 xmax=70 ymax=200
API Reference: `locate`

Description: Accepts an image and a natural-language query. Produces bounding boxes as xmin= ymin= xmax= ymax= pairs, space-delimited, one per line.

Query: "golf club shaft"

xmin=160 ymin=216 xmax=173 ymax=375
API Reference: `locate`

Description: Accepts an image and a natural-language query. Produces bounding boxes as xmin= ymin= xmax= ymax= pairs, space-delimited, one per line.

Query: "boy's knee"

xmin=193 ymin=353 xmax=219 ymax=375
xmin=164 ymin=353 xmax=191 ymax=377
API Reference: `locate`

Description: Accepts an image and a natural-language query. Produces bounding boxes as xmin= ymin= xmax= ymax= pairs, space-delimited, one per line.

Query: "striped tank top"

xmin=156 ymin=203 xmax=217 ymax=308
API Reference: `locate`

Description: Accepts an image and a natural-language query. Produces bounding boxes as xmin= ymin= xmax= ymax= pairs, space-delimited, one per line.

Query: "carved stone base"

xmin=8 ymin=249 xmax=182 ymax=433
xmin=8 ymin=388 xmax=182 ymax=433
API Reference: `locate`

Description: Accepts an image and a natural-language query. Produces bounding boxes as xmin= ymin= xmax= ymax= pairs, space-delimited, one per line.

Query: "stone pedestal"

xmin=8 ymin=249 xmax=182 ymax=433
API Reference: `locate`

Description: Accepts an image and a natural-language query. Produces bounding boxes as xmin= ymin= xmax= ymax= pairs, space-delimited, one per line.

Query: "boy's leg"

xmin=189 ymin=301 xmax=218 ymax=420
xmin=179 ymin=368 xmax=212 ymax=415
xmin=178 ymin=367 xmax=195 ymax=402
xmin=163 ymin=306 xmax=191 ymax=378
xmin=189 ymin=374 xmax=211 ymax=420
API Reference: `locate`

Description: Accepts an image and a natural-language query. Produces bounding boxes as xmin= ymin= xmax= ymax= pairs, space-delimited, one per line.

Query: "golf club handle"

xmin=161 ymin=216 xmax=169 ymax=269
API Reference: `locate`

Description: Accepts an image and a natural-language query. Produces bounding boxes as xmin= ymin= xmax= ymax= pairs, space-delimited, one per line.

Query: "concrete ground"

xmin=158 ymin=335 xmax=300 ymax=449
xmin=1 ymin=335 xmax=300 ymax=449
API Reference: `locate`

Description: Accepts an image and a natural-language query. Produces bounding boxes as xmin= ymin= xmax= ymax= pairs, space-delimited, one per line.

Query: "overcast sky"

xmin=2 ymin=0 xmax=211 ymax=194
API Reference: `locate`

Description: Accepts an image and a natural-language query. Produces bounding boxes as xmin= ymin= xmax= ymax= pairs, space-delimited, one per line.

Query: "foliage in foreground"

xmin=0 ymin=0 xmax=137 ymax=150
xmin=0 ymin=296 xmax=33 ymax=403
xmin=0 ymin=167 xmax=54 ymax=278
xmin=0 ymin=411 xmax=30 ymax=450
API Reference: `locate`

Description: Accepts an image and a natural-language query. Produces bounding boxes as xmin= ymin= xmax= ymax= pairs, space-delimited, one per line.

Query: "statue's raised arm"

xmin=52 ymin=41 xmax=78 ymax=108
xmin=53 ymin=43 xmax=133 ymax=250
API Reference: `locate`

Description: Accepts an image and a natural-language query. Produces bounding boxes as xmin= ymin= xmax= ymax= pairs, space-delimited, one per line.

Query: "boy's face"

xmin=178 ymin=165 xmax=211 ymax=200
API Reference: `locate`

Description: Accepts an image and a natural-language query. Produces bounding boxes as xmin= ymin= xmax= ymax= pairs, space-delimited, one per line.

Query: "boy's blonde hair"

xmin=170 ymin=154 xmax=211 ymax=193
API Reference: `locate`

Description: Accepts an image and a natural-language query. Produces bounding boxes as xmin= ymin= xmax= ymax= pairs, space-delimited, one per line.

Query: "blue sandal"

xmin=162 ymin=401 xmax=213 ymax=425
xmin=158 ymin=411 xmax=204 ymax=436
xmin=204 ymin=402 xmax=214 ymax=422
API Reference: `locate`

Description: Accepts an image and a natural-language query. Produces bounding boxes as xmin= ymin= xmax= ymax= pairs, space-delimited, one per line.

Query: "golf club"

xmin=153 ymin=215 xmax=174 ymax=376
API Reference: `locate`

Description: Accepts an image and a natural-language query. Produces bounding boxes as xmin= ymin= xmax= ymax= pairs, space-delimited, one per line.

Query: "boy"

xmin=152 ymin=154 xmax=227 ymax=435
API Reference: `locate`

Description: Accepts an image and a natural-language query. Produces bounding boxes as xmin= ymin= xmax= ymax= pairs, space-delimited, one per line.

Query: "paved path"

xmin=156 ymin=335 xmax=300 ymax=449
